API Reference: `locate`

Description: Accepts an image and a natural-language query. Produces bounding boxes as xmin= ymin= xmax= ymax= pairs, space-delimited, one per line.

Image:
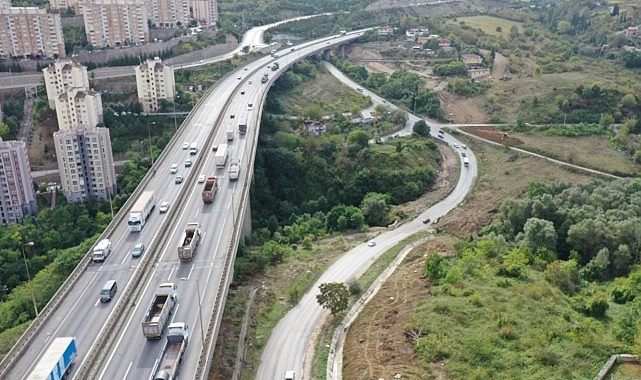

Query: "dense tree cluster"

xmin=488 ymin=179 xmax=641 ymax=281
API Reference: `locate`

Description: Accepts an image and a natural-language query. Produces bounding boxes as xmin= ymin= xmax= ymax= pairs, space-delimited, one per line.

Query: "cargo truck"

xmin=201 ymin=176 xmax=219 ymax=203
xmin=27 ymin=337 xmax=77 ymax=380
xmin=228 ymin=158 xmax=241 ymax=181
xmin=239 ymin=118 xmax=248 ymax=135
xmin=215 ymin=143 xmax=228 ymax=168
xmin=261 ymin=73 xmax=269 ymax=83
xmin=142 ymin=283 xmax=178 ymax=339
xmin=152 ymin=322 xmax=189 ymax=380
xmin=177 ymin=223 xmax=201 ymax=261
xmin=226 ymin=129 xmax=234 ymax=141
xmin=92 ymin=238 xmax=112 ymax=263
xmin=128 ymin=190 xmax=156 ymax=232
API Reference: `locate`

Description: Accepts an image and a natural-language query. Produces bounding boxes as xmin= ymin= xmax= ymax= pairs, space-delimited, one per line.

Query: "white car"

xmin=237 ymin=76 xmax=242 ymax=80
xmin=367 ymin=241 xmax=376 ymax=247
xmin=197 ymin=174 xmax=206 ymax=183
xmin=184 ymin=159 xmax=192 ymax=167
xmin=159 ymin=201 xmax=170 ymax=213
xmin=462 ymin=144 xmax=468 ymax=149
xmin=182 ymin=142 xmax=190 ymax=149
xmin=170 ymin=164 xmax=178 ymax=174
xmin=247 ymin=103 xmax=253 ymax=110
xmin=248 ymin=80 xmax=253 ymax=84
xmin=453 ymin=143 xmax=459 ymax=149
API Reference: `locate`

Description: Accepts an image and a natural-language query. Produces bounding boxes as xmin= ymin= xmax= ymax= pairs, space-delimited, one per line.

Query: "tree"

xmin=412 ymin=119 xmax=430 ymax=137
xmin=620 ymin=94 xmax=637 ymax=109
xmin=316 ymin=282 xmax=349 ymax=315
xmin=557 ymin=20 xmax=572 ymax=34
xmin=361 ymin=193 xmax=389 ymax=226
xmin=348 ymin=130 xmax=369 ymax=149
xmin=522 ymin=217 xmax=557 ymax=252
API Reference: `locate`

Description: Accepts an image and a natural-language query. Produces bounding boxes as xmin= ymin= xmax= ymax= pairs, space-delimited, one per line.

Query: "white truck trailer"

xmin=27 ymin=337 xmax=77 ymax=380
xmin=215 ymin=143 xmax=229 ymax=168
xmin=92 ymin=238 xmax=112 ymax=263
xmin=152 ymin=323 xmax=189 ymax=380
xmin=142 ymin=283 xmax=178 ymax=339
xmin=128 ymin=190 xmax=156 ymax=232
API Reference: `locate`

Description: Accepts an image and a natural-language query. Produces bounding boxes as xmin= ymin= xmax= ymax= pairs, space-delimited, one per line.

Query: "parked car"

xmin=131 ymin=243 xmax=145 ymax=257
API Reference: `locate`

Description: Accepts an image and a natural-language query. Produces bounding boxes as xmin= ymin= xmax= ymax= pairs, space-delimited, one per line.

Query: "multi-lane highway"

xmin=2 ymin=31 xmax=362 ymax=380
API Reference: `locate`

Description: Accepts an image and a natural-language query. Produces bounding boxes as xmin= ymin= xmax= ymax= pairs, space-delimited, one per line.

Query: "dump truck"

xmin=201 ymin=176 xmax=219 ymax=204
xmin=215 ymin=143 xmax=228 ymax=168
xmin=228 ymin=158 xmax=241 ymax=182
xmin=128 ymin=190 xmax=156 ymax=232
xmin=261 ymin=73 xmax=269 ymax=83
xmin=92 ymin=238 xmax=112 ymax=263
xmin=239 ymin=118 xmax=248 ymax=135
xmin=152 ymin=322 xmax=189 ymax=380
xmin=226 ymin=129 xmax=234 ymax=141
xmin=142 ymin=283 xmax=178 ymax=339
xmin=27 ymin=337 xmax=77 ymax=380
xmin=177 ymin=223 xmax=201 ymax=261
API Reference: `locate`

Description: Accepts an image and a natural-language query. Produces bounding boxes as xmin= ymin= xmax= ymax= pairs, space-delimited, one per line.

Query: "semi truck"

xmin=228 ymin=158 xmax=241 ymax=182
xmin=226 ymin=129 xmax=234 ymax=141
xmin=142 ymin=283 xmax=178 ymax=339
xmin=201 ymin=176 xmax=219 ymax=203
xmin=261 ymin=73 xmax=269 ymax=83
xmin=215 ymin=143 xmax=229 ymax=168
xmin=27 ymin=337 xmax=77 ymax=380
xmin=239 ymin=119 xmax=248 ymax=135
xmin=152 ymin=322 xmax=189 ymax=380
xmin=177 ymin=223 xmax=201 ymax=261
xmin=128 ymin=190 xmax=156 ymax=232
xmin=92 ymin=238 xmax=112 ymax=263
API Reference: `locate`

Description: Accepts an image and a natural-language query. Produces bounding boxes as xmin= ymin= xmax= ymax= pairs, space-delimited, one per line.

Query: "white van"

xmin=189 ymin=142 xmax=198 ymax=155
xmin=285 ymin=370 xmax=295 ymax=380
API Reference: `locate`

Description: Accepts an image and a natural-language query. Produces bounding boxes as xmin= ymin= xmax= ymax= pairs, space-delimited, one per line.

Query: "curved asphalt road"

xmin=256 ymin=63 xmax=477 ymax=380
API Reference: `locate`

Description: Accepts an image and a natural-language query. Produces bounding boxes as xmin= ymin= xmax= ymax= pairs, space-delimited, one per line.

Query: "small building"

xmin=361 ymin=110 xmax=374 ymax=123
xmin=302 ymin=120 xmax=326 ymax=136
xmin=438 ymin=38 xmax=451 ymax=48
xmin=461 ymin=53 xmax=483 ymax=67
xmin=378 ymin=25 xmax=394 ymax=37
xmin=626 ymin=26 xmax=639 ymax=37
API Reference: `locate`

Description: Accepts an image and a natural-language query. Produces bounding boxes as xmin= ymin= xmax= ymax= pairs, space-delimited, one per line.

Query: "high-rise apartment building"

xmin=0 ymin=138 xmax=37 ymax=225
xmin=54 ymin=88 xmax=104 ymax=131
xmin=0 ymin=5 xmax=65 ymax=59
xmin=43 ymin=61 xmax=90 ymax=109
xmin=53 ymin=127 xmax=116 ymax=202
xmin=135 ymin=57 xmax=175 ymax=113
xmin=146 ymin=0 xmax=190 ymax=28
xmin=79 ymin=0 xmax=149 ymax=48
xmin=191 ymin=0 xmax=217 ymax=28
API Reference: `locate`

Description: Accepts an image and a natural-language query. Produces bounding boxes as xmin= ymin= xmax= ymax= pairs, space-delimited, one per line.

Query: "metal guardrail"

xmin=78 ymin=68 xmax=240 ymax=378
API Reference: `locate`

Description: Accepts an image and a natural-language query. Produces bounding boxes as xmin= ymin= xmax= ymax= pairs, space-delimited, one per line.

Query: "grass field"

xmin=515 ymin=134 xmax=638 ymax=176
xmin=452 ymin=15 xmax=524 ymax=37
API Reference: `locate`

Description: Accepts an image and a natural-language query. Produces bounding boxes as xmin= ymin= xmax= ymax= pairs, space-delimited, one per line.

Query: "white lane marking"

xmin=97 ymin=269 xmax=156 ymax=380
